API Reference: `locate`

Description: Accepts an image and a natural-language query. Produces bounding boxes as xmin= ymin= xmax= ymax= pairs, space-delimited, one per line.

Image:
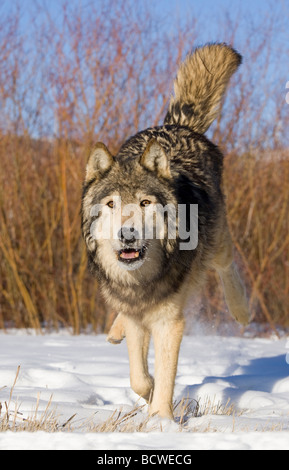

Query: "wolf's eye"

xmin=107 ymin=201 xmax=115 ymax=209
xmin=140 ymin=200 xmax=151 ymax=207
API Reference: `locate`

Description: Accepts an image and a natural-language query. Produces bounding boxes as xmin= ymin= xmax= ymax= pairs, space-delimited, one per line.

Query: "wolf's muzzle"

xmin=117 ymin=227 xmax=146 ymax=264
xmin=118 ymin=227 xmax=140 ymax=244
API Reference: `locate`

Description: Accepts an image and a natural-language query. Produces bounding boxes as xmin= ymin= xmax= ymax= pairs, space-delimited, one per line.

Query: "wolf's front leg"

xmin=125 ymin=316 xmax=154 ymax=402
xmin=150 ymin=317 xmax=185 ymax=420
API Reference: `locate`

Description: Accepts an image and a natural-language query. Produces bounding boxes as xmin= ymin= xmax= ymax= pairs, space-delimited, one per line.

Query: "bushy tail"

xmin=164 ymin=43 xmax=242 ymax=134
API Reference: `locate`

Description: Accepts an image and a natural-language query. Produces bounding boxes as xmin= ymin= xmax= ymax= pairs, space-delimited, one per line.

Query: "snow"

xmin=1 ymin=330 xmax=289 ymax=450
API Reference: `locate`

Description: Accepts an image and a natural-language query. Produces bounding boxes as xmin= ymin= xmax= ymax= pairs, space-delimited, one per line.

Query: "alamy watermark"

xmin=89 ymin=196 xmax=198 ymax=251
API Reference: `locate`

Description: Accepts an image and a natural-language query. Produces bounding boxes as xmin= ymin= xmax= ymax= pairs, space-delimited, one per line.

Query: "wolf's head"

xmin=81 ymin=135 xmax=198 ymax=286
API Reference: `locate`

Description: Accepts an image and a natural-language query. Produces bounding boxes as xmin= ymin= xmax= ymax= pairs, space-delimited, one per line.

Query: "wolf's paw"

xmin=149 ymin=402 xmax=174 ymax=421
xmin=106 ymin=314 xmax=126 ymax=345
xmin=106 ymin=333 xmax=125 ymax=345
xmin=106 ymin=323 xmax=125 ymax=344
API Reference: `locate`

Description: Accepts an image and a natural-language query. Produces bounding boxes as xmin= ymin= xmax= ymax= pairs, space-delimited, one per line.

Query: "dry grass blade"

xmin=0 ymin=367 xmax=62 ymax=432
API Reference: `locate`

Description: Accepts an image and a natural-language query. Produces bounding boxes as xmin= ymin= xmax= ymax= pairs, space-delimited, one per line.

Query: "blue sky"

xmin=3 ymin=0 xmax=287 ymax=34
xmin=14 ymin=0 xmax=289 ymax=66
xmin=3 ymin=0 xmax=288 ymax=54
xmin=1 ymin=0 xmax=288 ymax=144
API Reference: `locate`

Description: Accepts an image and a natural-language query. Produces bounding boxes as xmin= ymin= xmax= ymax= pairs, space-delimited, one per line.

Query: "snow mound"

xmin=1 ymin=332 xmax=289 ymax=449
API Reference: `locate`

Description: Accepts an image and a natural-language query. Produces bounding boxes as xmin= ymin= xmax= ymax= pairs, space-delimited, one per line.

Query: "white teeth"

xmin=134 ymin=252 xmax=140 ymax=258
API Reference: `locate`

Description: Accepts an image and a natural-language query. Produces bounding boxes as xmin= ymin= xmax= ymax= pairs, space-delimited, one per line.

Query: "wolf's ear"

xmin=85 ymin=143 xmax=113 ymax=181
xmin=140 ymin=139 xmax=171 ymax=179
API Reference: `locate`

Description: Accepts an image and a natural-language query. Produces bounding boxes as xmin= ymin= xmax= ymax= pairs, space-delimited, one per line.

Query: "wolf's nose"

xmin=118 ymin=227 xmax=139 ymax=244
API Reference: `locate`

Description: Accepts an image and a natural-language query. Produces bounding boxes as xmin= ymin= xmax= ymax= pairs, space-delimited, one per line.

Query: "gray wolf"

xmin=81 ymin=43 xmax=250 ymax=419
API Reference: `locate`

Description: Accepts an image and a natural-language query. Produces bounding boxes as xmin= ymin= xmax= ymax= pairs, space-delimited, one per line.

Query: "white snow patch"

xmin=1 ymin=331 xmax=289 ymax=450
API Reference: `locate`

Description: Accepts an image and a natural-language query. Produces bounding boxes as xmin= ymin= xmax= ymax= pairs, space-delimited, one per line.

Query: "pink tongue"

xmin=121 ymin=250 xmax=138 ymax=259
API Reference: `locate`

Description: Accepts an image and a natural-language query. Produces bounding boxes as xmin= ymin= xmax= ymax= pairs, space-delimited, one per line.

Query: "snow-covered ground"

xmin=1 ymin=330 xmax=289 ymax=450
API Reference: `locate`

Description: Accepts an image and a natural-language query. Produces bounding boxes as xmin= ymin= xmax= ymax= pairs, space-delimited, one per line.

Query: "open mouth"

xmin=118 ymin=246 xmax=146 ymax=264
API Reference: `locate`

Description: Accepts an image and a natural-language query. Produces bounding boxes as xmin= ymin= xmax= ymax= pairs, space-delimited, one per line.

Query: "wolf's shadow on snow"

xmin=179 ymin=354 xmax=289 ymax=410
